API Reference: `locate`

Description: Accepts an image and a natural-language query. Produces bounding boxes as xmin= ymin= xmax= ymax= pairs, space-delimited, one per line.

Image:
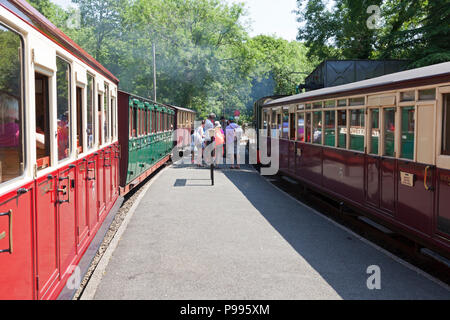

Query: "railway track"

xmin=260 ymin=169 xmax=450 ymax=286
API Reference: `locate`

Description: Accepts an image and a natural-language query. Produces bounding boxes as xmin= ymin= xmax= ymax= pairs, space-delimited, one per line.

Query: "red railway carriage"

xmin=0 ymin=1 xmax=120 ymax=299
xmin=258 ymin=62 xmax=450 ymax=257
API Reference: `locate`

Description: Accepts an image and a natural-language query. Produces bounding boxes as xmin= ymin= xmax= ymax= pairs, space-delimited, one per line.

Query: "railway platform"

xmin=81 ymin=163 xmax=450 ymax=300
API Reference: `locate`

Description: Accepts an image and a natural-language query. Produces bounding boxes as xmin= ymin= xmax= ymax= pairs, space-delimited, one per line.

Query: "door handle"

xmin=424 ymin=166 xmax=433 ymax=191
xmin=0 ymin=210 xmax=13 ymax=254
xmin=87 ymin=161 xmax=96 ymax=181
xmin=58 ymin=177 xmax=71 ymax=204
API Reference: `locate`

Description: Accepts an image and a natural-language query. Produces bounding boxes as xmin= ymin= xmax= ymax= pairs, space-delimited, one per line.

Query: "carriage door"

xmin=397 ymin=103 xmax=435 ymax=235
xmin=436 ymin=89 xmax=450 ymax=240
xmin=76 ymin=87 xmax=89 ymax=247
xmin=365 ymin=107 xmax=381 ymax=208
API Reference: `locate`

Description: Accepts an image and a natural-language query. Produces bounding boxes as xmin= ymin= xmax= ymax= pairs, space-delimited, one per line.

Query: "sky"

xmin=50 ymin=0 xmax=300 ymax=41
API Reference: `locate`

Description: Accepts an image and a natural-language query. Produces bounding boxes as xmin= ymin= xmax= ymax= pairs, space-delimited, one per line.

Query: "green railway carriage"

xmin=118 ymin=91 xmax=175 ymax=194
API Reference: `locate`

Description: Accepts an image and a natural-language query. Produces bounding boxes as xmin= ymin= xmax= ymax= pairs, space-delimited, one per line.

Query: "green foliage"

xmin=28 ymin=0 xmax=318 ymax=121
xmin=296 ymin=0 xmax=450 ymax=67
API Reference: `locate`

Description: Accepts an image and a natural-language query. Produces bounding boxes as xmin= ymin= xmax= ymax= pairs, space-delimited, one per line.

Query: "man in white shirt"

xmin=226 ymin=117 xmax=241 ymax=169
xmin=204 ymin=113 xmax=216 ymax=165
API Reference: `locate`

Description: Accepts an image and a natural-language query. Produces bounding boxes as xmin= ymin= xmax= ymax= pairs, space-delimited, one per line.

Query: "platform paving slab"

xmin=92 ymin=164 xmax=450 ymax=300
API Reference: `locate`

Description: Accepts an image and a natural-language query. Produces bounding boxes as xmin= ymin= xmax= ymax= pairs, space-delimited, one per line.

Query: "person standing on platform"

xmin=226 ymin=117 xmax=240 ymax=169
xmin=204 ymin=113 xmax=216 ymax=166
xmin=214 ymin=121 xmax=225 ymax=165
xmin=195 ymin=120 xmax=205 ymax=167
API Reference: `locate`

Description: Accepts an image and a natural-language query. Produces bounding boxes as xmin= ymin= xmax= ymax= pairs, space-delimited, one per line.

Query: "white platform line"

xmin=80 ymin=167 xmax=167 ymax=300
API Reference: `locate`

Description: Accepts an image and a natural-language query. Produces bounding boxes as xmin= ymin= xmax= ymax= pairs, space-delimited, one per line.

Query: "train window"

xmin=289 ymin=113 xmax=296 ymax=140
xmin=152 ymin=110 xmax=156 ymax=133
xmin=129 ymin=106 xmax=132 ymax=137
xmin=349 ymin=97 xmax=365 ymax=106
xmin=349 ymin=109 xmax=365 ymax=152
xmin=442 ymin=94 xmax=450 ymax=156
xmin=56 ymin=57 xmax=71 ymax=161
xmin=383 ymin=108 xmax=396 ymax=157
xmin=35 ymin=73 xmax=51 ymax=170
xmin=76 ymin=87 xmax=83 ymax=154
xmin=0 ymin=25 xmax=24 ymax=183
xmin=338 ymin=99 xmax=347 ymax=107
xmin=140 ymin=109 xmax=143 ymax=135
xmin=277 ymin=113 xmax=282 ymax=138
xmin=337 ymin=110 xmax=347 ymax=148
xmin=313 ymin=102 xmax=322 ymax=109
xmin=133 ymin=106 xmax=138 ymax=137
xmin=271 ymin=110 xmax=277 ymax=137
xmin=111 ymin=97 xmax=116 ymax=139
xmin=282 ymin=110 xmax=289 ymax=139
xmin=369 ymin=109 xmax=380 ymax=155
xmin=104 ymin=84 xmax=110 ymax=142
xmin=263 ymin=110 xmax=268 ymax=130
xmin=401 ymin=106 xmax=415 ymax=160
xmin=306 ymin=104 xmax=312 ymax=110
xmin=419 ymin=89 xmax=436 ymax=101
xmin=297 ymin=113 xmax=305 ymax=142
xmin=312 ymin=111 xmax=322 ymax=144
xmin=325 ymin=100 xmax=336 ymax=108
xmin=87 ymin=74 xmax=95 ymax=148
xmin=98 ymin=94 xmax=103 ymax=143
xmin=324 ymin=110 xmax=335 ymax=147
xmin=145 ymin=109 xmax=149 ymax=134
xmin=400 ymin=91 xmax=415 ymax=102
xmin=305 ymin=113 xmax=311 ymax=143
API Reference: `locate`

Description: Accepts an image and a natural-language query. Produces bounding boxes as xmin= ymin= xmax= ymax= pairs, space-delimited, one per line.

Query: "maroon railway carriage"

xmin=259 ymin=62 xmax=450 ymax=257
xmin=0 ymin=1 xmax=120 ymax=299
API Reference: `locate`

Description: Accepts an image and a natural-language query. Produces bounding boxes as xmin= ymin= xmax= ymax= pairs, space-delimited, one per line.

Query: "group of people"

xmin=191 ymin=113 xmax=243 ymax=169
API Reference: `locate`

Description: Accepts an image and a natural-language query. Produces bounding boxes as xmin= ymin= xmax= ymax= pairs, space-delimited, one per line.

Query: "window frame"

xmin=55 ymin=55 xmax=73 ymax=163
xmin=0 ymin=23 xmax=27 ymax=187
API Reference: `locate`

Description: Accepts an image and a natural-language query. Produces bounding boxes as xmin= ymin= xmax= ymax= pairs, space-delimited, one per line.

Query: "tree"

xmin=377 ymin=0 xmax=450 ymax=66
xmin=296 ymin=0 xmax=450 ymax=67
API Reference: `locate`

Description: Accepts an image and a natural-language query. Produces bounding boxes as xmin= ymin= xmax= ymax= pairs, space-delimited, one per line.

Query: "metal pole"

xmin=153 ymin=43 xmax=157 ymax=102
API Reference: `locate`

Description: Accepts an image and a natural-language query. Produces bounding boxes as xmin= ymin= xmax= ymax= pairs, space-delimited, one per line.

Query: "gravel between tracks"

xmin=72 ymin=165 xmax=167 ymax=300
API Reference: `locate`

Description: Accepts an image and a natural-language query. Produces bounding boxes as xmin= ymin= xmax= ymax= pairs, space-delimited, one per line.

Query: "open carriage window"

xmin=87 ymin=74 xmax=95 ymax=149
xmin=0 ymin=25 xmax=24 ymax=183
xmin=35 ymin=73 xmax=51 ymax=170
xmin=56 ymin=57 xmax=71 ymax=161
xmin=104 ymin=84 xmax=110 ymax=142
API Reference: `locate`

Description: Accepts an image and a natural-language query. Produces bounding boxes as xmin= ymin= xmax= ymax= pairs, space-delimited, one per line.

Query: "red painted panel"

xmin=103 ymin=147 xmax=112 ymax=210
xmin=322 ymin=148 xmax=364 ymax=202
xmin=380 ymin=158 xmax=396 ymax=216
xmin=57 ymin=165 xmax=77 ymax=277
xmin=397 ymin=161 xmax=434 ymax=235
xmin=437 ymin=168 xmax=450 ymax=239
xmin=97 ymin=150 xmax=106 ymax=218
xmin=297 ymin=144 xmax=322 ymax=186
xmin=86 ymin=154 xmax=98 ymax=230
xmin=35 ymin=173 xmax=59 ymax=299
xmin=0 ymin=183 xmax=35 ymax=300
xmin=279 ymin=139 xmax=289 ymax=172
xmin=366 ymin=155 xmax=380 ymax=208
xmin=288 ymin=141 xmax=296 ymax=173
xmin=76 ymin=159 xmax=89 ymax=247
